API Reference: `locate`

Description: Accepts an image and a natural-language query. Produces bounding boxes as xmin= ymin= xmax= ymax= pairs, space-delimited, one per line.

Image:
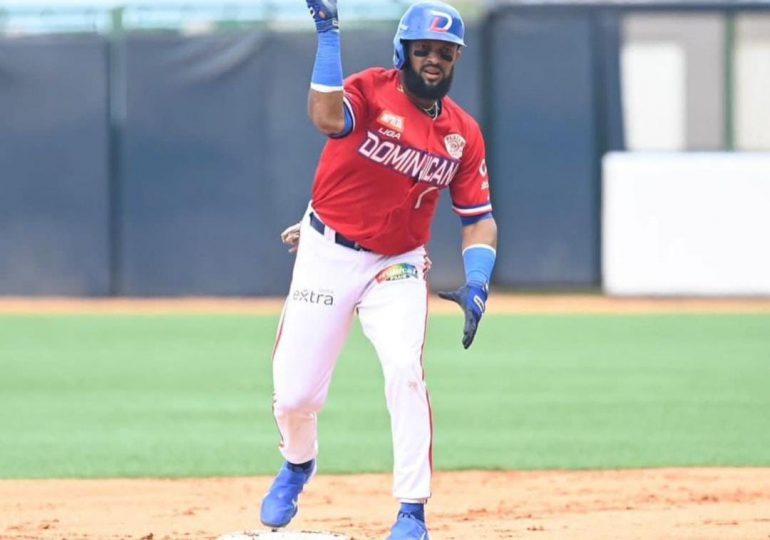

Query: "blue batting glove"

xmin=306 ymin=0 xmax=339 ymax=33
xmin=438 ymin=282 xmax=488 ymax=349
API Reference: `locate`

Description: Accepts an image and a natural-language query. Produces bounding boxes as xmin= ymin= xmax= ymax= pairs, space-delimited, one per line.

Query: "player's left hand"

xmin=305 ymin=0 xmax=339 ymax=33
xmin=438 ymin=283 xmax=488 ymax=349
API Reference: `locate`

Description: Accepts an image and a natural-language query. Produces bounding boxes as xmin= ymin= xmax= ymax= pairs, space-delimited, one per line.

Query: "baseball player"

xmin=260 ymin=1 xmax=497 ymax=538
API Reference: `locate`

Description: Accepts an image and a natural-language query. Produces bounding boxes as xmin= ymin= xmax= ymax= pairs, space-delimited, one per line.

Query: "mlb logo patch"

xmin=378 ymin=111 xmax=405 ymax=133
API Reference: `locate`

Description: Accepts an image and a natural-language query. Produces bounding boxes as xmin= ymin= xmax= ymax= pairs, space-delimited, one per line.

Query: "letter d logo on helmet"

xmin=393 ymin=1 xmax=466 ymax=69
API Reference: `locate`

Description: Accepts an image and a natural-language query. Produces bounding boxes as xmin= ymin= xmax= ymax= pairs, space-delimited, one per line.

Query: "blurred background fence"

xmin=1 ymin=1 xmax=769 ymax=296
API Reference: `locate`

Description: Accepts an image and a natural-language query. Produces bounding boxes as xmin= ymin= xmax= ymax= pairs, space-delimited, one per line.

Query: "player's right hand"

xmin=438 ymin=283 xmax=488 ymax=349
xmin=305 ymin=0 xmax=339 ymax=33
xmin=280 ymin=222 xmax=302 ymax=253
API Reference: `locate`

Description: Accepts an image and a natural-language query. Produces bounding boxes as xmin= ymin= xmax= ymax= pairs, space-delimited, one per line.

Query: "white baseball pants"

xmin=271 ymin=207 xmax=432 ymax=501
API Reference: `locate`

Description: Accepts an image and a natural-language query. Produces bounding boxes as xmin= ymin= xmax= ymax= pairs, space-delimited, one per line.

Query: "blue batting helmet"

xmin=392 ymin=1 xmax=466 ymax=69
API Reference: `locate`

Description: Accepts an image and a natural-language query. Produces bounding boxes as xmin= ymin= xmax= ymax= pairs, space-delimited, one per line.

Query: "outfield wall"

xmin=0 ymin=29 xmax=482 ymax=296
xmin=2 ymin=4 xmax=769 ymax=296
xmin=0 ymin=15 xmax=616 ymax=296
xmin=603 ymin=152 xmax=770 ymax=296
xmin=0 ymin=36 xmax=111 ymax=296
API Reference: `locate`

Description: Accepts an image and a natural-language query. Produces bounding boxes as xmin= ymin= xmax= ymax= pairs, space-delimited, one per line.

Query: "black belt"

xmin=309 ymin=212 xmax=370 ymax=252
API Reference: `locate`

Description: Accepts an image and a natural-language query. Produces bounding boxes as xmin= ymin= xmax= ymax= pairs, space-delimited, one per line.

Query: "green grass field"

xmin=1 ymin=313 xmax=769 ymax=479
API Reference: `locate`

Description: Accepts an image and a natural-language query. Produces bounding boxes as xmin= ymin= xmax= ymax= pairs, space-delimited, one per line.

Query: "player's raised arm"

xmin=305 ymin=0 xmax=350 ymax=136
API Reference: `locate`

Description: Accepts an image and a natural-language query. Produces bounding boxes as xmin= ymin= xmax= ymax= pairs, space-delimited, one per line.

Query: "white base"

xmin=217 ymin=531 xmax=350 ymax=540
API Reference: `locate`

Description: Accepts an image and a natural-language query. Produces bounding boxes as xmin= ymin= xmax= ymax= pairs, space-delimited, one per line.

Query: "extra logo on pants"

xmin=292 ymin=288 xmax=335 ymax=306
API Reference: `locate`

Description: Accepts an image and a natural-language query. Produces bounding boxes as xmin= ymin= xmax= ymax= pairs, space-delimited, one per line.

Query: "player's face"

xmin=403 ymin=40 xmax=461 ymax=101
xmin=409 ymin=40 xmax=460 ymax=84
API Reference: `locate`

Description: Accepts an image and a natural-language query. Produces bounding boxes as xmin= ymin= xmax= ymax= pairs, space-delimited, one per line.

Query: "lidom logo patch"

xmin=378 ymin=110 xmax=405 ymax=132
xmin=376 ymin=263 xmax=419 ymax=283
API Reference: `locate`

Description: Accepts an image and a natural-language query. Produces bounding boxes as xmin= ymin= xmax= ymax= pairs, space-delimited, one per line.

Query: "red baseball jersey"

xmin=311 ymin=67 xmax=492 ymax=255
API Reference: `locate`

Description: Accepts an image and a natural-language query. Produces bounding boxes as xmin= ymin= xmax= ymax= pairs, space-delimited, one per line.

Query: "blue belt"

xmin=309 ymin=212 xmax=370 ymax=252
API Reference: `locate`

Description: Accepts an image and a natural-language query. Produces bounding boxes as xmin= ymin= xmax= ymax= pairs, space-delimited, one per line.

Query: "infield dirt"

xmin=2 ymin=469 xmax=770 ymax=539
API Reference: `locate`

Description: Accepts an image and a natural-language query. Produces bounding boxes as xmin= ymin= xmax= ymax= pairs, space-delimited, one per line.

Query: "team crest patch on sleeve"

xmin=444 ymin=134 xmax=466 ymax=159
xmin=376 ymin=263 xmax=419 ymax=283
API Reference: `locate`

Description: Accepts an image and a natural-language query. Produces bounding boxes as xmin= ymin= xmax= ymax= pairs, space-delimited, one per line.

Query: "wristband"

xmin=310 ymin=30 xmax=344 ymax=92
xmin=462 ymin=244 xmax=496 ymax=287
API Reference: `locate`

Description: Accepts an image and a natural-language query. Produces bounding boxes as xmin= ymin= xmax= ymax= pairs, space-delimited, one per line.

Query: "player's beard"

xmin=402 ymin=60 xmax=455 ymax=101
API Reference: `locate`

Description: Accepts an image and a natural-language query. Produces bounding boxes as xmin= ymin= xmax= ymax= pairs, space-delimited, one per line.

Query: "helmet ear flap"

xmin=393 ymin=39 xmax=407 ymax=70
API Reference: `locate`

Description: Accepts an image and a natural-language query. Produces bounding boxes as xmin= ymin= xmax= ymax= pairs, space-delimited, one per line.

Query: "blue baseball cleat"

xmin=260 ymin=460 xmax=316 ymax=528
xmin=385 ymin=510 xmax=430 ymax=540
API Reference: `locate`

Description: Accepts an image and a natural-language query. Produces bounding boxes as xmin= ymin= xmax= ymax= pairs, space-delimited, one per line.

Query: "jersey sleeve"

xmin=337 ymin=70 xmax=373 ymax=138
xmin=449 ymin=121 xmax=493 ymax=217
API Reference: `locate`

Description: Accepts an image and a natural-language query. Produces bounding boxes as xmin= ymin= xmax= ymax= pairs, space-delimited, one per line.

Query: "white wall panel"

xmin=603 ymin=152 xmax=770 ymax=296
